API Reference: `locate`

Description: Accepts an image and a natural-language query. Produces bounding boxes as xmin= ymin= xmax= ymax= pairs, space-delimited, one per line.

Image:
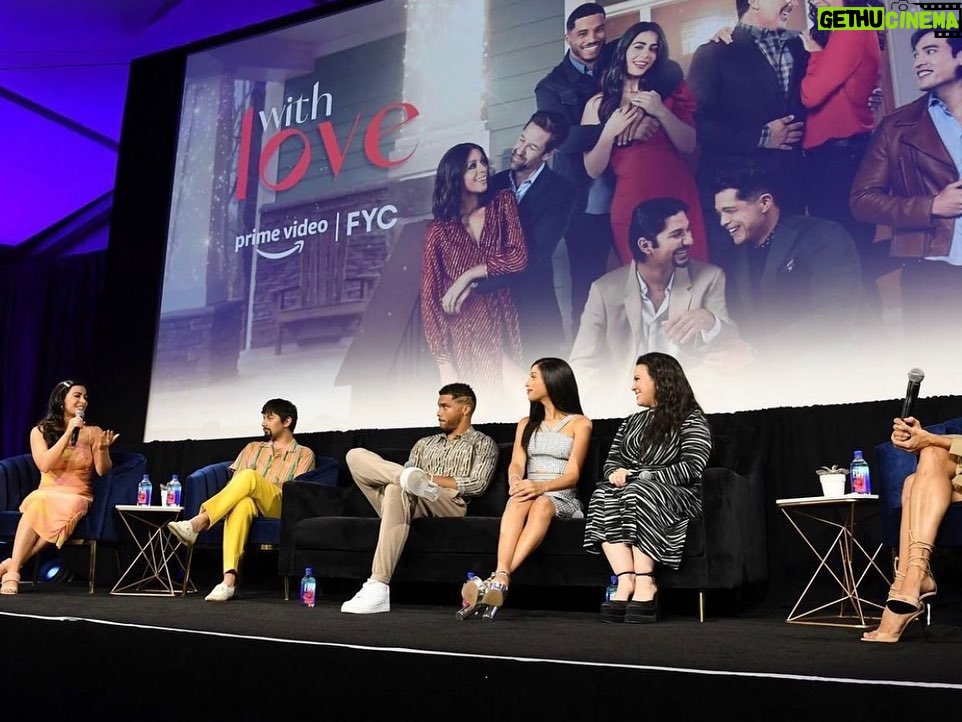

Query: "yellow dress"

xmin=20 ymin=429 xmax=95 ymax=547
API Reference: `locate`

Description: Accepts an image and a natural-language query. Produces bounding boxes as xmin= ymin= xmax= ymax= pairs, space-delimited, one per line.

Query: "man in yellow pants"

xmin=168 ymin=399 xmax=316 ymax=601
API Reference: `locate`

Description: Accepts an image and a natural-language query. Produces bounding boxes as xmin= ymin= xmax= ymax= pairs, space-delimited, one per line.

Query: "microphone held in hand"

xmin=901 ymin=368 xmax=925 ymax=420
xmin=70 ymin=409 xmax=85 ymax=446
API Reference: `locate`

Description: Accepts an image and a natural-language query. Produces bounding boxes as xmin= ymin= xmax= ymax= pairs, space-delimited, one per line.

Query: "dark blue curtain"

xmin=0 ymin=251 xmax=106 ymax=458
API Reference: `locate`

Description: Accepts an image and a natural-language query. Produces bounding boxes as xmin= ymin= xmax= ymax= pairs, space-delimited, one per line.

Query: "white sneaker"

xmin=167 ymin=520 xmax=198 ymax=547
xmin=340 ymin=580 xmax=390 ymax=614
xmin=205 ymin=582 xmax=235 ymax=602
xmin=399 ymin=467 xmax=440 ymax=501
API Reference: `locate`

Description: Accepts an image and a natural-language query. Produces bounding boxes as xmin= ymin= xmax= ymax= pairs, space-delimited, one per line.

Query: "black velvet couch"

xmin=280 ymin=428 xmax=766 ymax=620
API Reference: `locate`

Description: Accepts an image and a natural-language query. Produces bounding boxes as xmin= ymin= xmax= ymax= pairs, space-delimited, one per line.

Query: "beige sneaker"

xmin=167 ymin=520 xmax=198 ymax=547
xmin=205 ymin=582 xmax=235 ymax=602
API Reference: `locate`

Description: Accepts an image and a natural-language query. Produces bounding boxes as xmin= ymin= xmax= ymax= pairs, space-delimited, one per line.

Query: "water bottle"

xmin=605 ymin=575 xmax=618 ymax=603
xmin=300 ymin=567 xmax=316 ymax=607
xmin=167 ymin=475 xmax=182 ymax=507
xmin=137 ymin=474 xmax=152 ymax=506
xmin=850 ymin=450 xmax=872 ymax=494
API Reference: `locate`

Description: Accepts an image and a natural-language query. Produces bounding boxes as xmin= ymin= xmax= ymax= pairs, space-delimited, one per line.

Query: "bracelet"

xmin=509 ymin=473 xmax=521 ymax=482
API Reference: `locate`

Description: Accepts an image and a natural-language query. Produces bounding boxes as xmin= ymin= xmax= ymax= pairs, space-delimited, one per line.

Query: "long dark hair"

xmin=809 ymin=0 xmax=885 ymax=49
xmin=37 ymin=379 xmax=84 ymax=447
xmin=598 ymin=22 xmax=683 ymax=123
xmin=635 ymin=353 xmax=701 ymax=457
xmin=431 ymin=143 xmax=489 ymax=222
xmin=521 ymin=358 xmax=584 ymax=451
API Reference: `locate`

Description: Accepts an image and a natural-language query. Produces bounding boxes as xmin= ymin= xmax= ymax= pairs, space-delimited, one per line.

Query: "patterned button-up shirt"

xmin=230 ymin=439 xmax=316 ymax=486
xmin=408 ymin=427 xmax=498 ymax=499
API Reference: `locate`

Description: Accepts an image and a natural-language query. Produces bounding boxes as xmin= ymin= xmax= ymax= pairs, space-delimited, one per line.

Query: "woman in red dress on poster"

xmin=420 ymin=143 xmax=528 ymax=400
xmin=582 ymin=21 xmax=708 ymax=266
xmin=801 ymin=0 xmax=883 ymax=259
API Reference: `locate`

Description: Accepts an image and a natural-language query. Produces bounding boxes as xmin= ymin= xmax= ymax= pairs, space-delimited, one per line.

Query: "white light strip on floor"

xmin=1 ymin=610 xmax=959 ymax=691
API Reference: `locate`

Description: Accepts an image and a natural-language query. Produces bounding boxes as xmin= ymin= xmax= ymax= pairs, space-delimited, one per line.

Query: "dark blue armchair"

xmin=875 ymin=416 xmax=962 ymax=549
xmin=181 ymin=455 xmax=339 ymax=598
xmin=0 ymin=450 xmax=147 ymax=593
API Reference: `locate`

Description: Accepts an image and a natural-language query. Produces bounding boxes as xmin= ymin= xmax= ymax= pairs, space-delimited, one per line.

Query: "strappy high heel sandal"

xmin=600 ymin=571 xmax=634 ymax=623
xmin=0 ymin=571 xmax=20 ymax=596
xmin=625 ymin=571 xmax=660 ymax=624
xmin=456 ymin=573 xmax=488 ymax=620
xmin=480 ymin=570 xmax=510 ymax=620
xmin=887 ymin=536 xmax=935 ymax=623
xmin=861 ymin=604 xmax=926 ymax=643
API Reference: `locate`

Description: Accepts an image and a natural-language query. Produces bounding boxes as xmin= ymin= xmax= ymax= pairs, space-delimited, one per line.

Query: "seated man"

xmin=341 ymin=383 xmax=498 ymax=614
xmin=712 ymin=163 xmax=861 ymax=353
xmin=569 ymin=196 xmax=736 ymax=411
xmin=168 ymin=398 xmax=316 ymax=601
xmin=864 ymin=416 xmax=962 ymax=643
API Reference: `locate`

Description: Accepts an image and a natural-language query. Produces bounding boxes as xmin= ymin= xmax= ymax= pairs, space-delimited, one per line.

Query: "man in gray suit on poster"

xmin=570 ymin=197 xmax=735 ymax=404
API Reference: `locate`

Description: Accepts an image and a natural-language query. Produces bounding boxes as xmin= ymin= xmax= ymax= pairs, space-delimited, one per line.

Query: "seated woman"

xmin=1 ymin=380 xmax=118 ymax=595
xmin=459 ymin=357 xmax=591 ymax=620
xmin=583 ymin=352 xmax=711 ymax=623
xmin=862 ymin=417 xmax=962 ymax=643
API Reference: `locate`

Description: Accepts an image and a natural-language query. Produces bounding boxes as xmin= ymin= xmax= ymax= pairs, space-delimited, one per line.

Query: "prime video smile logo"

xmin=817 ymin=2 xmax=962 ymax=36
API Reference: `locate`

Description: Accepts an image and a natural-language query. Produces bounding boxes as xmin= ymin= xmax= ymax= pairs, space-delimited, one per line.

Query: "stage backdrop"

xmin=130 ymin=0 xmax=955 ymax=441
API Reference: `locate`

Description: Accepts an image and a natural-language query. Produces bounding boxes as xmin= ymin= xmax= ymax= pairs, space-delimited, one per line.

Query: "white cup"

xmin=819 ymin=473 xmax=846 ymax=497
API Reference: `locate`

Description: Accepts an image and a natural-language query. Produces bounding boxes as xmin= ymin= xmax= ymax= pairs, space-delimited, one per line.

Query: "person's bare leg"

xmin=630 ymin=548 xmax=656 ymax=601
xmin=494 ymin=498 xmax=533 ymax=579
xmin=506 ymin=497 xmax=556 ymax=576
xmin=864 ymin=446 xmax=958 ymax=641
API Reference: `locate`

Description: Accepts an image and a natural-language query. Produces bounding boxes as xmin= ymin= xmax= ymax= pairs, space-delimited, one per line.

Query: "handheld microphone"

xmin=901 ymin=368 xmax=925 ymax=419
xmin=70 ymin=409 xmax=85 ymax=446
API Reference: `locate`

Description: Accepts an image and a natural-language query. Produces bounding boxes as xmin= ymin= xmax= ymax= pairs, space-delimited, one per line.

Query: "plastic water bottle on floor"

xmin=850 ymin=451 xmax=871 ymax=494
xmin=605 ymin=575 xmax=618 ymax=603
xmin=167 ymin=474 xmax=182 ymax=507
xmin=137 ymin=474 xmax=152 ymax=506
xmin=300 ymin=567 xmax=316 ymax=607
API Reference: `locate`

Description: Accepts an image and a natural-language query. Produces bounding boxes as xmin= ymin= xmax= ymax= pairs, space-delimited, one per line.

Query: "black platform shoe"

xmin=625 ymin=571 xmax=660 ymax=623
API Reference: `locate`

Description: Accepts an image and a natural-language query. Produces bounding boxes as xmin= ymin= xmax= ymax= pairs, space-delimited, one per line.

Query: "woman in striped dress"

xmin=459 ymin=358 xmax=592 ymax=619
xmin=584 ymin=352 xmax=711 ymax=623
xmin=420 ymin=143 xmax=528 ymax=401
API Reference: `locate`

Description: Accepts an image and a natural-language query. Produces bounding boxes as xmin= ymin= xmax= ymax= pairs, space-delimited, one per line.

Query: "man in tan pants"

xmin=168 ymin=399 xmax=315 ymax=601
xmin=341 ymin=383 xmax=498 ymax=614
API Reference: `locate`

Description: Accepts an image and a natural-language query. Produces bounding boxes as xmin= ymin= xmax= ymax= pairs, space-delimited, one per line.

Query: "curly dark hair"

xmin=521 ymin=358 xmax=584 ymax=451
xmin=635 ymin=353 xmax=702 ymax=457
xmin=810 ymin=0 xmax=886 ymax=50
xmin=37 ymin=379 xmax=85 ymax=447
xmin=598 ymin=22 xmax=683 ymax=124
xmin=431 ymin=143 xmax=489 ymax=222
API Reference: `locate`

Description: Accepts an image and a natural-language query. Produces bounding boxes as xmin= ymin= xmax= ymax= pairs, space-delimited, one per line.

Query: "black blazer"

xmin=726 ymin=213 xmax=861 ymax=348
xmin=477 ymin=167 xmax=575 ymax=358
xmin=689 ymin=26 xmax=809 ymax=178
xmin=534 ymin=47 xmax=612 ymax=197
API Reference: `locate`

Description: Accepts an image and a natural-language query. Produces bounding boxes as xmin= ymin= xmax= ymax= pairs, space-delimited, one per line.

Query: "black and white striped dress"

xmin=583 ymin=408 xmax=711 ymax=569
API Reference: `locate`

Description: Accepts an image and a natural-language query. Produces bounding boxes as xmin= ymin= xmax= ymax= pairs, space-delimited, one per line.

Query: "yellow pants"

xmin=200 ymin=469 xmax=282 ymax=574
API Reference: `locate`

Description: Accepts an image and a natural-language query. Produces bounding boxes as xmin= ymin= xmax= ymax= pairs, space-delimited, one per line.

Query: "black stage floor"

xmin=2 ymin=580 xmax=962 ymax=720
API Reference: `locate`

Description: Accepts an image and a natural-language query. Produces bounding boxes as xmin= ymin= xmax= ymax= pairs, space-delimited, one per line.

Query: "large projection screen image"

xmin=142 ymin=0 xmax=955 ymax=441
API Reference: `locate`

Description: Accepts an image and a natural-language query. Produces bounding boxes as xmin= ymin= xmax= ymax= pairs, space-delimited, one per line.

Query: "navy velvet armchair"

xmin=181 ymin=456 xmax=339 ymax=598
xmin=875 ymin=416 xmax=962 ymax=549
xmin=0 ymin=450 xmax=147 ymax=593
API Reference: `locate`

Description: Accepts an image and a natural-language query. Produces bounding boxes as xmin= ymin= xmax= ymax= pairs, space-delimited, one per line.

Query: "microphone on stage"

xmin=70 ymin=409 xmax=85 ymax=446
xmin=901 ymin=368 xmax=925 ymax=420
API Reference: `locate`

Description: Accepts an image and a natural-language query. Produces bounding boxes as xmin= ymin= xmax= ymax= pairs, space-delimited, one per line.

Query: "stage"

xmin=3 ymin=578 xmax=961 ymax=720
